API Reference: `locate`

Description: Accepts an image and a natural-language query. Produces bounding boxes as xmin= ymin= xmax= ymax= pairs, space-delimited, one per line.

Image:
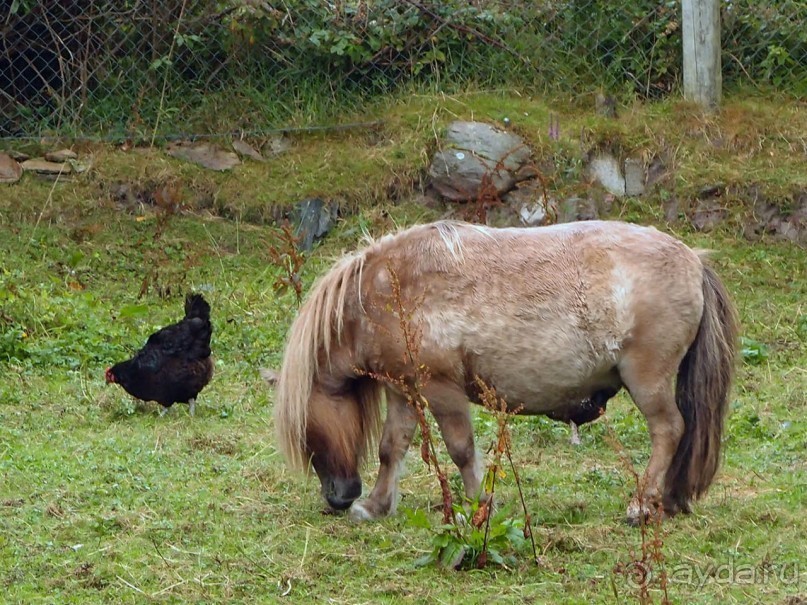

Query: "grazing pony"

xmin=274 ymin=221 xmax=737 ymax=524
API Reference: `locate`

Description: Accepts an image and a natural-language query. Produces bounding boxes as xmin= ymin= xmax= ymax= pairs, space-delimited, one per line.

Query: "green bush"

xmin=723 ymin=0 xmax=807 ymax=94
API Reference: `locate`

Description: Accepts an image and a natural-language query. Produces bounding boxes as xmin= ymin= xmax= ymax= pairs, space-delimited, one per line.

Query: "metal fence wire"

xmin=1 ymin=0 xmax=805 ymax=140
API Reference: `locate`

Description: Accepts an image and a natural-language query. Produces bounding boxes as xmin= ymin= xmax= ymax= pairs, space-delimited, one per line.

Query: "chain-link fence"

xmin=1 ymin=0 xmax=804 ymax=140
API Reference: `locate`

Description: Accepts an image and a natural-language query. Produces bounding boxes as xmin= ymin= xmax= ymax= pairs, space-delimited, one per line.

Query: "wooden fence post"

xmin=682 ymin=0 xmax=722 ymax=109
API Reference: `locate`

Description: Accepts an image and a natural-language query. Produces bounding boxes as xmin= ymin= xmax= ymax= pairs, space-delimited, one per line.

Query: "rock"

xmin=166 ymin=142 xmax=241 ymax=171
xmin=0 ymin=153 xmax=23 ymax=184
xmin=519 ymin=203 xmax=549 ymax=226
xmin=412 ymin=191 xmax=442 ymax=209
xmin=111 ymin=182 xmax=139 ymax=207
xmin=698 ymin=183 xmax=724 ymax=198
xmin=502 ymin=180 xmax=555 ymax=226
xmin=502 ymin=180 xmax=540 ymax=206
xmin=587 ymin=151 xmax=662 ymax=198
xmin=748 ymin=191 xmax=807 ymax=245
xmin=232 ymin=139 xmax=264 ymax=162
xmin=588 ymin=153 xmax=625 ymax=197
xmin=595 ymin=93 xmax=618 ymax=118
xmin=598 ymin=192 xmax=616 ymax=215
xmin=4 ymin=149 xmax=30 ymax=161
xmin=623 ymin=158 xmax=645 ymax=196
xmin=663 ymin=195 xmax=680 ymax=223
xmin=265 ymin=135 xmax=292 ymax=157
xmin=777 ymin=219 xmax=801 ymax=243
xmin=481 ymin=203 xmax=519 ymax=227
xmin=292 ymin=198 xmax=338 ymax=252
xmin=559 ymin=197 xmax=598 ymax=223
xmin=45 ymin=148 xmax=78 ymax=162
xmin=691 ymin=199 xmax=726 ymax=232
xmin=428 ymin=121 xmax=531 ymax=202
xmin=20 ymin=158 xmax=72 ymax=174
xmin=68 ymin=159 xmax=91 ymax=174
xmin=515 ymin=164 xmax=539 ymax=182
xmin=690 ymin=183 xmax=727 ymax=232
xmin=645 ymin=155 xmax=669 ymax=189
xmin=744 ymin=202 xmax=778 ymax=242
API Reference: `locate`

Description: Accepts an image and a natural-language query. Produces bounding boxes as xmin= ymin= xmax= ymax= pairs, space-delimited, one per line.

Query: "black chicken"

xmin=105 ymin=294 xmax=213 ymax=416
xmin=545 ymin=388 xmax=617 ymax=445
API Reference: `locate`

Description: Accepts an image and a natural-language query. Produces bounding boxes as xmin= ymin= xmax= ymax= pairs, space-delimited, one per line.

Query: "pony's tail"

xmin=665 ymin=263 xmax=738 ymax=514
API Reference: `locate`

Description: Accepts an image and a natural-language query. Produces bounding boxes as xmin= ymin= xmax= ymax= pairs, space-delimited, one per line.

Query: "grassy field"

xmin=1 ymin=92 xmax=805 ymax=604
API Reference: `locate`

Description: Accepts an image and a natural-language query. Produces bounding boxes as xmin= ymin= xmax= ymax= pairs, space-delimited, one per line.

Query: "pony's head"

xmin=277 ymin=376 xmax=381 ymax=511
xmin=304 ymin=384 xmax=367 ymax=510
xmin=274 ymin=246 xmax=382 ymax=512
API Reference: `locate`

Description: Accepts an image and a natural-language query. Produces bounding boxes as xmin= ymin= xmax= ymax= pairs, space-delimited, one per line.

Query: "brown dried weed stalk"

xmin=137 ymin=180 xmax=195 ymax=298
xmin=267 ymin=221 xmax=305 ymax=306
xmin=604 ymin=420 xmax=670 ymax=605
xmin=473 ymin=377 xmax=540 ymax=568
xmin=361 ymin=265 xmax=538 ymax=568
xmin=454 ymin=144 xmax=556 ymax=227
xmin=362 ymin=262 xmax=456 ymax=526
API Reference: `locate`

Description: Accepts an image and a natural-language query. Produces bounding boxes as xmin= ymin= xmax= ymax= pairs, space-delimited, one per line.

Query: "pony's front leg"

xmin=426 ymin=381 xmax=484 ymax=505
xmin=350 ymin=389 xmax=417 ymax=522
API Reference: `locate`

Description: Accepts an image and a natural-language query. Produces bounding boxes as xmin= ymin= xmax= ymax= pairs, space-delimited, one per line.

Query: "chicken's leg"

xmin=188 ymin=398 xmax=196 ymax=417
xmin=569 ymin=420 xmax=581 ymax=446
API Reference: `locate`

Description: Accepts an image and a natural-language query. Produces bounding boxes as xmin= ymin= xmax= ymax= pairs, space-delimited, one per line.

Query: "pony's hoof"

xmin=661 ymin=497 xmax=690 ymax=518
xmin=625 ymin=507 xmax=644 ymax=527
xmin=348 ymin=500 xmax=381 ymax=522
xmin=626 ymin=499 xmax=665 ymax=527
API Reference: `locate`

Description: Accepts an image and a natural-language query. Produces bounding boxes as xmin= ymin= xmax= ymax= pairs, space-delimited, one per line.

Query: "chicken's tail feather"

xmin=185 ymin=294 xmax=211 ymax=320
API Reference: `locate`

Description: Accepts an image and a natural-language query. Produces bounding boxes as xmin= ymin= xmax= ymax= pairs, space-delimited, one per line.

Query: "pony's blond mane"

xmin=274 ymin=249 xmax=366 ymax=470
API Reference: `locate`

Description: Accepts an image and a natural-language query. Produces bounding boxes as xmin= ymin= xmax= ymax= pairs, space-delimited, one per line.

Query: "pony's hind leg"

xmin=425 ymin=380 xmax=484 ymax=505
xmin=349 ymin=389 xmax=417 ymax=522
xmin=620 ymin=358 xmax=685 ymax=526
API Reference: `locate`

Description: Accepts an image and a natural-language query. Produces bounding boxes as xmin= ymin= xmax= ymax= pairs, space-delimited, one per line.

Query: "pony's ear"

xmin=259 ymin=368 xmax=278 ymax=386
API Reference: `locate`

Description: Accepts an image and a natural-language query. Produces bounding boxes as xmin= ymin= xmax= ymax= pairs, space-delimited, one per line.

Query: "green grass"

xmin=1 ymin=93 xmax=806 ymax=604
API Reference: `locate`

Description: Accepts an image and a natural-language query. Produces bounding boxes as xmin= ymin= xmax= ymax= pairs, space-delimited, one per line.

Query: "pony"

xmin=274 ymin=220 xmax=738 ymax=525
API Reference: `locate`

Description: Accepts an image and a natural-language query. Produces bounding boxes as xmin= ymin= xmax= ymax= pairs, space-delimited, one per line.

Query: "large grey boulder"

xmin=428 ymin=121 xmax=531 ymax=201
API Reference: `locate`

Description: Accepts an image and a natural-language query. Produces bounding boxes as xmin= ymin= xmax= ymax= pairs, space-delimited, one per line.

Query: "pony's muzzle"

xmin=323 ymin=476 xmax=362 ymax=511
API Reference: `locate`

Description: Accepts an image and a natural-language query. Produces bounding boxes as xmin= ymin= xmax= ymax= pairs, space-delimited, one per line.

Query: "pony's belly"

xmin=430 ymin=304 xmax=626 ymax=414
xmin=498 ymin=377 xmax=620 ymax=415
xmin=468 ymin=350 xmax=621 ymax=415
